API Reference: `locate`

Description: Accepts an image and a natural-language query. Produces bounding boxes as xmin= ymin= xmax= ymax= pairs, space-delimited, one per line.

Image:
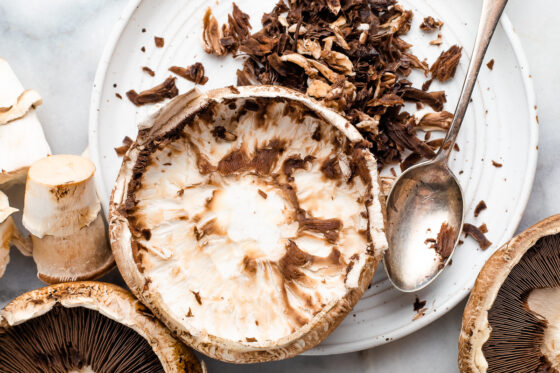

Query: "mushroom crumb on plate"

xmin=126 ymin=76 xmax=179 ymax=106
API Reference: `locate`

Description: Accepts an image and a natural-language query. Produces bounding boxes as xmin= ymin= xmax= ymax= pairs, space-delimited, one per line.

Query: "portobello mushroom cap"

xmin=0 ymin=281 xmax=205 ymax=372
xmin=459 ymin=215 xmax=560 ymax=372
xmin=109 ymin=86 xmax=388 ymax=362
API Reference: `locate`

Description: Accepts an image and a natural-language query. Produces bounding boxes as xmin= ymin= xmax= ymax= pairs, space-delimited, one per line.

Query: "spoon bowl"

xmin=384 ymin=161 xmax=464 ymax=292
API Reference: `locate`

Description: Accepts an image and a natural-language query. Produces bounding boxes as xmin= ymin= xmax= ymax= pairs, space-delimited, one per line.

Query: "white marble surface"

xmin=0 ymin=0 xmax=558 ymax=371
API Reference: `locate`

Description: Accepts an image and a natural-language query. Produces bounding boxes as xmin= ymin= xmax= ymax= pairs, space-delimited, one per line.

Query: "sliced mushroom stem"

xmin=31 ymin=214 xmax=112 ymax=284
xmin=0 ymin=58 xmax=51 ymax=187
xmin=22 ymin=155 xmax=100 ymax=238
xmin=0 ymin=191 xmax=32 ymax=277
xmin=22 ymin=155 xmax=113 ymax=283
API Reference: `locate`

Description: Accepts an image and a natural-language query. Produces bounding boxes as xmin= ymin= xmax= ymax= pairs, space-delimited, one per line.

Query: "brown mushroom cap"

xmin=110 ymin=85 xmax=387 ymax=363
xmin=459 ymin=215 xmax=560 ymax=372
xmin=0 ymin=281 xmax=205 ymax=373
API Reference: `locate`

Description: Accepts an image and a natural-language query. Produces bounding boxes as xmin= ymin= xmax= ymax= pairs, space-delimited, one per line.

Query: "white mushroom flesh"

xmin=528 ymin=287 xmax=560 ymax=369
xmin=0 ymin=58 xmax=51 ymax=187
xmin=23 ymin=154 xmax=100 ymax=238
xmin=130 ymin=98 xmax=373 ymax=342
xmin=0 ymin=191 xmax=31 ymax=277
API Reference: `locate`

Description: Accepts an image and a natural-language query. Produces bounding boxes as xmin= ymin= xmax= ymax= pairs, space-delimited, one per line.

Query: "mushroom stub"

xmin=110 ymin=86 xmax=388 ymax=362
xmin=0 ymin=281 xmax=205 ymax=372
xmin=459 ymin=215 xmax=560 ymax=372
xmin=22 ymin=154 xmax=114 ymax=283
xmin=0 ymin=57 xmax=51 ymax=187
xmin=0 ymin=190 xmax=32 ymax=277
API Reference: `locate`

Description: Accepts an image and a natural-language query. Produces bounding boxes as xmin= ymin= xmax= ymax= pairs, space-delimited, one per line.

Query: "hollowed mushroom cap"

xmin=109 ymin=86 xmax=388 ymax=362
xmin=0 ymin=281 xmax=205 ymax=372
xmin=459 ymin=215 xmax=560 ymax=372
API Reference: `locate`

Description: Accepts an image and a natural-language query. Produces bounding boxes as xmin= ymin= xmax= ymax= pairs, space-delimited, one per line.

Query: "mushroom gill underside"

xmin=483 ymin=233 xmax=560 ymax=373
xmin=125 ymin=97 xmax=375 ymax=343
xmin=0 ymin=305 xmax=164 ymax=373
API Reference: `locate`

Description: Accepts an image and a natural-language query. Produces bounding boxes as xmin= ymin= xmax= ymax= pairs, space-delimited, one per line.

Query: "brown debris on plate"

xmin=126 ymin=76 xmax=178 ymax=106
xmin=478 ymin=223 xmax=488 ymax=234
xmin=114 ymin=136 xmax=133 ymax=157
xmin=115 ymin=93 xmax=122 ymax=100
xmin=222 ymin=3 xmax=252 ymax=54
xmin=430 ymin=45 xmax=462 ymax=82
xmin=486 ymin=59 xmax=495 ymax=70
xmin=169 ymin=63 xmax=208 ymax=85
xmin=142 ymin=66 xmax=155 ymax=77
xmin=413 ymin=296 xmax=427 ymax=320
xmin=474 ymin=200 xmax=487 ymax=217
xmin=430 ymin=33 xmax=443 ymax=46
xmin=154 ymin=36 xmax=164 ymax=48
xmin=492 ymin=160 xmax=503 ymax=168
xmin=413 ymin=296 xmax=426 ymax=312
xmin=202 ymin=6 xmax=252 ymax=56
xmin=201 ymin=1 xmax=457 ymax=170
xmin=415 ymin=111 xmax=453 ymax=131
xmin=420 ymin=16 xmax=443 ymax=32
xmin=400 ymin=153 xmax=423 ymax=172
xmin=463 ymin=223 xmax=492 ymax=250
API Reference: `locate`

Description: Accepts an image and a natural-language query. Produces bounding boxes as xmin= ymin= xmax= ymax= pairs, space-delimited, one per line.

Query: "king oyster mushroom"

xmin=22 ymin=154 xmax=114 ymax=283
xmin=0 ymin=190 xmax=32 ymax=277
xmin=110 ymin=86 xmax=388 ymax=362
xmin=0 ymin=281 xmax=205 ymax=372
xmin=0 ymin=57 xmax=51 ymax=187
xmin=459 ymin=215 xmax=560 ymax=372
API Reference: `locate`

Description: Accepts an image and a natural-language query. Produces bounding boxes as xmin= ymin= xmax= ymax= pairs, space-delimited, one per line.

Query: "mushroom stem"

xmin=22 ymin=155 xmax=100 ymax=238
xmin=31 ymin=214 xmax=112 ymax=284
xmin=0 ymin=58 xmax=51 ymax=187
xmin=528 ymin=287 xmax=560 ymax=370
xmin=0 ymin=191 xmax=32 ymax=277
xmin=22 ymin=155 xmax=113 ymax=283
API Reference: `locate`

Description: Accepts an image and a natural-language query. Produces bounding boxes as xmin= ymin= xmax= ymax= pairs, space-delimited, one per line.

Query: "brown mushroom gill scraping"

xmin=201 ymin=1 xmax=456 ymax=170
xmin=109 ymin=86 xmax=387 ymax=363
xmin=430 ymin=45 xmax=463 ymax=82
xmin=126 ymin=76 xmax=179 ymax=106
xmin=463 ymin=223 xmax=492 ymax=251
xmin=169 ymin=63 xmax=209 ymax=85
xmin=0 ymin=282 xmax=204 ymax=373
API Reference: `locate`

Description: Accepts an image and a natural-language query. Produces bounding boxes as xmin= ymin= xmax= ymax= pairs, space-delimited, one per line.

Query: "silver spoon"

xmin=383 ymin=0 xmax=508 ymax=292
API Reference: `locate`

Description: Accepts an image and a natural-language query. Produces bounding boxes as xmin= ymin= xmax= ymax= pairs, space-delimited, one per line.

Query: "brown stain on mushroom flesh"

xmin=124 ymin=97 xmax=373 ymax=342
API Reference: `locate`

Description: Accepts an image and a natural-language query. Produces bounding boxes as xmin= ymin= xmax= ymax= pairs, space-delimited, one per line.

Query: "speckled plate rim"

xmin=88 ymin=0 xmax=538 ymax=355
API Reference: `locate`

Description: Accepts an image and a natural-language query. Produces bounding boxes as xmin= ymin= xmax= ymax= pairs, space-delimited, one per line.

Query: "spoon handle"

xmin=436 ymin=0 xmax=508 ymax=162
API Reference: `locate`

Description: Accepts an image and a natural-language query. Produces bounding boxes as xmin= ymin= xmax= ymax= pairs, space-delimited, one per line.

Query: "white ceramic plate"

xmin=89 ymin=0 xmax=538 ymax=355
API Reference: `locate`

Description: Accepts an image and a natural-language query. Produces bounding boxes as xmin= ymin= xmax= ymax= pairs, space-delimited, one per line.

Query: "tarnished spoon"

xmin=383 ymin=0 xmax=508 ymax=292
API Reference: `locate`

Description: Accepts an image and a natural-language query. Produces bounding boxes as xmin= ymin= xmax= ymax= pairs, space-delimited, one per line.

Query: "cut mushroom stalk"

xmin=0 ymin=58 xmax=51 ymax=187
xmin=22 ymin=155 xmax=114 ymax=283
xmin=0 ymin=191 xmax=32 ymax=277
